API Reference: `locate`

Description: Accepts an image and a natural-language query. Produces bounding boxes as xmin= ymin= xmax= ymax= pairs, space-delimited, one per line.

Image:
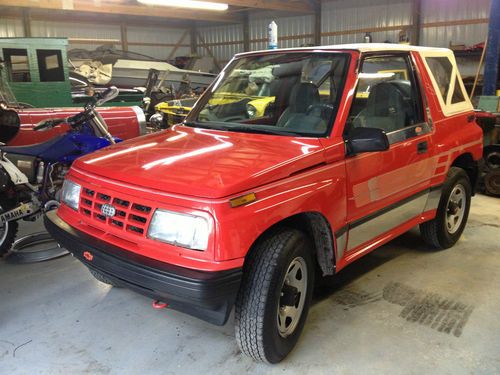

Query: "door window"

xmin=345 ymin=55 xmax=425 ymax=143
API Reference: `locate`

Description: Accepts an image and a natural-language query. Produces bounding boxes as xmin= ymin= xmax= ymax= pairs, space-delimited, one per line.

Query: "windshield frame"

xmin=185 ymin=51 xmax=351 ymax=138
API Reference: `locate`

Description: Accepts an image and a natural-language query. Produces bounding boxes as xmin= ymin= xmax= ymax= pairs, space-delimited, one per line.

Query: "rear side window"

xmin=425 ymin=57 xmax=452 ymax=101
xmin=422 ymin=52 xmax=472 ymax=116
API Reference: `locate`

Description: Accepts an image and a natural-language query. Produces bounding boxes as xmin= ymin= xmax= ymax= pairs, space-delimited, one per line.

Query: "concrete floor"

xmin=1 ymin=194 xmax=499 ymax=374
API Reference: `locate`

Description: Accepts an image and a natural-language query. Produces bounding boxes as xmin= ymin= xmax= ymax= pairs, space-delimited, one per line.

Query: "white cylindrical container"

xmin=268 ymin=21 xmax=278 ymax=50
xmin=36 ymin=161 xmax=45 ymax=184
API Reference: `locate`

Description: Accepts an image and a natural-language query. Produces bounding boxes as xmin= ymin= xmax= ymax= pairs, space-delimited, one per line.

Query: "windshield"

xmin=186 ymin=52 xmax=349 ymax=137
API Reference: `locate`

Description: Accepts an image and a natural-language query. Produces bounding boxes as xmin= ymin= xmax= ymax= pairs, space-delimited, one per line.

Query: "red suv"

xmin=45 ymin=44 xmax=483 ymax=363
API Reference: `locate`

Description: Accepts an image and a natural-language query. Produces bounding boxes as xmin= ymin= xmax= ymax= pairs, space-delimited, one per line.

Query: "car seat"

xmin=353 ymin=81 xmax=407 ymax=133
xmin=276 ymin=82 xmax=326 ymax=133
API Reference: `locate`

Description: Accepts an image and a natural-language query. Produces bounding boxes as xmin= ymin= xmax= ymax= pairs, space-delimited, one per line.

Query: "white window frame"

xmin=420 ymin=50 xmax=472 ymax=117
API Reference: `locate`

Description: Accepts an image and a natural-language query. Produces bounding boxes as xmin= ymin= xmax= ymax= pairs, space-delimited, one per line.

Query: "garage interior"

xmin=1 ymin=0 xmax=499 ymax=373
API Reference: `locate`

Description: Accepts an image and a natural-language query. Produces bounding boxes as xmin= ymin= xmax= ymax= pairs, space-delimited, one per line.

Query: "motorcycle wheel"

xmin=0 ymin=197 xmax=19 ymax=257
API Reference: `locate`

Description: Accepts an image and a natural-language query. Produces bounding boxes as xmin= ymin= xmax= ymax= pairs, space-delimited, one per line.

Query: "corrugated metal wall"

xmin=197 ymin=23 xmax=243 ymax=63
xmin=30 ymin=20 xmax=121 ymax=53
xmin=249 ymin=14 xmax=315 ymax=51
xmin=0 ymin=18 xmax=191 ymax=61
xmin=420 ymin=0 xmax=489 ymax=47
xmin=322 ymin=0 xmax=412 ymax=45
xmin=0 ymin=0 xmax=492 ymax=66
xmin=0 ymin=18 xmax=24 ymax=37
xmin=199 ymin=0 xmax=490 ymax=66
xmin=127 ymin=26 xmax=191 ymax=60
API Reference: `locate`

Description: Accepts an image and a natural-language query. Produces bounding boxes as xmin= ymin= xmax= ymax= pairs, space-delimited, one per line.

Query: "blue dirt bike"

xmin=0 ymin=87 xmax=121 ymax=255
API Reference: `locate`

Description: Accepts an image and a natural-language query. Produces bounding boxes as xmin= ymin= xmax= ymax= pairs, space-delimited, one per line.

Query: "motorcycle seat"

xmin=0 ymin=135 xmax=65 ymax=157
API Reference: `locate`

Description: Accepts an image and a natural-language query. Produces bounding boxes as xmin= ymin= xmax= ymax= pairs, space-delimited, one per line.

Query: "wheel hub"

xmin=280 ymin=284 xmax=300 ymax=307
xmin=447 ymin=201 xmax=459 ymax=215
xmin=445 ymin=184 xmax=466 ymax=234
xmin=277 ymin=257 xmax=308 ymax=338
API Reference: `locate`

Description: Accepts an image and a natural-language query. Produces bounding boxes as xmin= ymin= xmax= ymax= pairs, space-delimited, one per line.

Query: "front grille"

xmin=79 ymin=187 xmax=153 ymax=236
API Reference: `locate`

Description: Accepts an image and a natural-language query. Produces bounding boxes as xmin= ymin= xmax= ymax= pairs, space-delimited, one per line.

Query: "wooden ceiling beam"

xmin=0 ymin=0 xmax=242 ymax=23
xmin=211 ymin=0 xmax=314 ymax=13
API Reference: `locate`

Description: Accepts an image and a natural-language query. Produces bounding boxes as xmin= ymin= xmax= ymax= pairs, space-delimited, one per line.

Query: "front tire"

xmin=235 ymin=228 xmax=314 ymax=363
xmin=420 ymin=167 xmax=472 ymax=249
xmin=0 ymin=197 xmax=19 ymax=257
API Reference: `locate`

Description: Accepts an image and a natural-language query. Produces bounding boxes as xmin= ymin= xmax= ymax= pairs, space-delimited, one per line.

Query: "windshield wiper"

xmin=183 ymin=121 xmax=300 ymax=136
xmin=214 ymin=124 xmax=301 ymax=136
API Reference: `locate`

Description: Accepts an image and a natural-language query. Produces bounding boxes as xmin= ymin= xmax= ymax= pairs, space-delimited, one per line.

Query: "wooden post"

xmin=120 ymin=23 xmax=128 ymax=51
xmin=190 ymin=27 xmax=198 ymax=55
xmin=314 ymin=0 xmax=321 ymax=46
xmin=22 ymin=8 xmax=31 ymax=37
xmin=243 ymin=12 xmax=250 ymax=52
xmin=411 ymin=0 xmax=421 ymax=45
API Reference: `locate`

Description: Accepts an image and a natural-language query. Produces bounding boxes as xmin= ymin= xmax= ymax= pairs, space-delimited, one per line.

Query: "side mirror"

xmin=345 ymin=127 xmax=389 ymax=155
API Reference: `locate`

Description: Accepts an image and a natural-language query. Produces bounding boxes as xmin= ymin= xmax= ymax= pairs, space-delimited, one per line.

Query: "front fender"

xmin=213 ymin=161 xmax=347 ymax=262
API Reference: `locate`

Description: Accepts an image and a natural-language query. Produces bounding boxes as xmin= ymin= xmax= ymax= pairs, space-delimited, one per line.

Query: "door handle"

xmin=417 ymin=141 xmax=428 ymax=154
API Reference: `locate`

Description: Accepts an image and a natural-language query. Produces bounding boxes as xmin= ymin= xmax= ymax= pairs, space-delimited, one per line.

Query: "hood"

xmin=74 ymin=125 xmax=325 ymax=199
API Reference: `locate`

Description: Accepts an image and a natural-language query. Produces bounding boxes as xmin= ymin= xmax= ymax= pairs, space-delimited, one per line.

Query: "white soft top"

xmin=235 ymin=43 xmax=450 ymax=58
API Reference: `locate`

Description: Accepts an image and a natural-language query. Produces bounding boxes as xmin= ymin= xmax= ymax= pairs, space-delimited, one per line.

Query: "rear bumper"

xmin=44 ymin=211 xmax=242 ymax=325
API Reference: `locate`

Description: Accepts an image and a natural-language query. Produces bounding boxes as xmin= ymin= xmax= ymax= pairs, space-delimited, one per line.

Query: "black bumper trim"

xmin=44 ymin=211 xmax=242 ymax=325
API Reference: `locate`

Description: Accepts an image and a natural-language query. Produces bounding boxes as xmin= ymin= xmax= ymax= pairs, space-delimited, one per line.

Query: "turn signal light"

xmin=229 ymin=193 xmax=257 ymax=208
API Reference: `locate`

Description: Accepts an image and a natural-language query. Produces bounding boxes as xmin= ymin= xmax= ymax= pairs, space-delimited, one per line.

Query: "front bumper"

xmin=44 ymin=211 xmax=242 ymax=325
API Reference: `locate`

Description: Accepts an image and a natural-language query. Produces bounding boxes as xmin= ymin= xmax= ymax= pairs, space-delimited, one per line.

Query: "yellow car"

xmin=153 ymin=97 xmax=198 ymax=128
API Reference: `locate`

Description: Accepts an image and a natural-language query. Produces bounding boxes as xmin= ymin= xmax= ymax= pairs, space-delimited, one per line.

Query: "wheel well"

xmin=247 ymin=212 xmax=336 ymax=276
xmin=451 ymin=153 xmax=479 ymax=195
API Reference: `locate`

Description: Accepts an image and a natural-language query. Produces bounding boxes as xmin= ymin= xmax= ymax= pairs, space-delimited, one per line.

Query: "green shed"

xmin=0 ymin=37 xmax=73 ymax=107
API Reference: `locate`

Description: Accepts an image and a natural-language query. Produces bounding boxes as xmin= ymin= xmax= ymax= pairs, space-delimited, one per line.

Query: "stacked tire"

xmin=482 ymin=145 xmax=500 ymax=197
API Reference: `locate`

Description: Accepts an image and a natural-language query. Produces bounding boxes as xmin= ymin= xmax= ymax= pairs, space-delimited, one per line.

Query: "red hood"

xmin=73 ymin=125 xmax=325 ymax=199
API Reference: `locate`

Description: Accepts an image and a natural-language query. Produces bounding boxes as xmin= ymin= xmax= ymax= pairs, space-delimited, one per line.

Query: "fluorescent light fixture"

xmin=137 ymin=0 xmax=228 ymax=11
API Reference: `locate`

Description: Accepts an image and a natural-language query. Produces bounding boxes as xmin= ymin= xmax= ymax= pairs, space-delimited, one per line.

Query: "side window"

xmin=36 ymin=49 xmax=65 ymax=82
xmin=345 ymin=55 xmax=424 ymax=139
xmin=451 ymin=76 xmax=465 ymax=104
xmin=425 ymin=57 xmax=452 ymax=102
xmin=3 ymin=48 xmax=31 ymax=82
xmin=423 ymin=53 xmax=471 ymax=115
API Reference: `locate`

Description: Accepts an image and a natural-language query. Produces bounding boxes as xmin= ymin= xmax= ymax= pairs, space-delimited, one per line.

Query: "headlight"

xmin=61 ymin=179 xmax=81 ymax=210
xmin=149 ymin=112 xmax=164 ymax=128
xmin=147 ymin=209 xmax=210 ymax=251
xmin=246 ymin=104 xmax=257 ymax=118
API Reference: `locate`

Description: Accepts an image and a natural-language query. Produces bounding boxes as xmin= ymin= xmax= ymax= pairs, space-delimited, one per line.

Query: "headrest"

xmin=272 ymin=61 xmax=303 ymax=78
xmin=366 ymin=81 xmax=405 ymax=117
xmin=289 ymin=82 xmax=320 ymax=113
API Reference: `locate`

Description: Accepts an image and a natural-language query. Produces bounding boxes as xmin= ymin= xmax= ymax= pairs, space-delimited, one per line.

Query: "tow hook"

xmin=152 ymin=300 xmax=169 ymax=309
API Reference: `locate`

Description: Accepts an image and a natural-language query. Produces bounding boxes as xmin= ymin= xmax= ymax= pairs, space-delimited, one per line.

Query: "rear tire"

xmin=88 ymin=268 xmax=121 ymax=287
xmin=420 ymin=167 xmax=471 ymax=249
xmin=235 ymin=228 xmax=314 ymax=363
xmin=0 ymin=197 xmax=19 ymax=257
